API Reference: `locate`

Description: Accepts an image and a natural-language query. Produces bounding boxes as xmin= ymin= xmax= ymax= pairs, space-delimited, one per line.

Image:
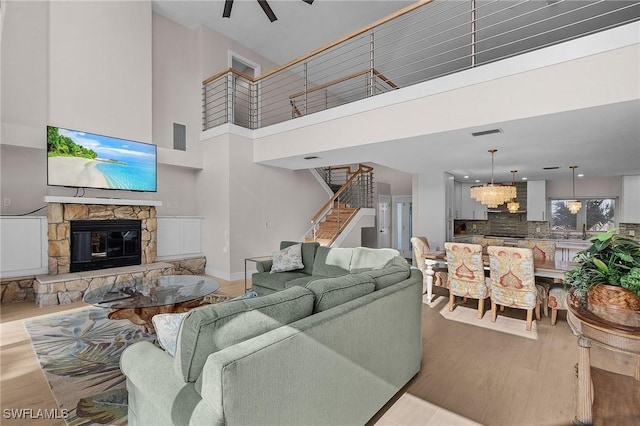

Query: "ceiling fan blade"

xmin=302 ymin=0 xmax=314 ymax=4
xmin=257 ymin=0 xmax=277 ymax=22
xmin=223 ymin=0 xmax=233 ymax=18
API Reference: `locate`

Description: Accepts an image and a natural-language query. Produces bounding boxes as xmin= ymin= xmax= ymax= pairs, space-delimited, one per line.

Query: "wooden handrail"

xmin=311 ymin=164 xmax=373 ymax=224
xmin=202 ymin=0 xmax=433 ymax=85
xmin=288 ymin=69 xmax=397 ymax=100
xmin=203 ymin=67 xmax=258 ymax=87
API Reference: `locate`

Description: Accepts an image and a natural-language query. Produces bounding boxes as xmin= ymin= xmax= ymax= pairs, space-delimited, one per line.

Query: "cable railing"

xmin=203 ymin=0 xmax=640 ymax=131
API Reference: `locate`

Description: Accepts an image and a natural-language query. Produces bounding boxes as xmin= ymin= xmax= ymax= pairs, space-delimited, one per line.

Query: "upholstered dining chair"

xmin=411 ymin=236 xmax=447 ymax=294
xmin=444 ymin=242 xmax=490 ymax=319
xmin=517 ymin=239 xmax=558 ymax=317
xmin=480 ymin=238 xmax=505 ymax=254
xmin=487 ymin=246 xmax=545 ymax=331
xmin=547 ymin=286 xmax=569 ymax=325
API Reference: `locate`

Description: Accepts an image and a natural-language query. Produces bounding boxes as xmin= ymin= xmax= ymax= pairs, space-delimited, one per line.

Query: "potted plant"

xmin=565 ymin=229 xmax=640 ymax=326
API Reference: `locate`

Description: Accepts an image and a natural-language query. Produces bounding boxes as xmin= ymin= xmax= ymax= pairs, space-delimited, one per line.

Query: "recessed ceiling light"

xmin=521 ymin=177 xmax=527 ymax=181
xmin=475 ymin=179 xmax=481 ymax=183
xmin=463 ymin=175 xmax=469 ymax=179
xmin=578 ymin=173 xmax=584 ymax=177
xmin=303 ymin=156 xmax=319 ymax=160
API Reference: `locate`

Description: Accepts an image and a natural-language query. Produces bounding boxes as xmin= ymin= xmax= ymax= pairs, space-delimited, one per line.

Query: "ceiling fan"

xmin=223 ymin=0 xmax=314 ymax=23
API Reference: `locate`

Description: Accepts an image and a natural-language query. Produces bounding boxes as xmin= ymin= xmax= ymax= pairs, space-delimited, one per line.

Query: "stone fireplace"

xmin=47 ymin=202 xmax=157 ymax=275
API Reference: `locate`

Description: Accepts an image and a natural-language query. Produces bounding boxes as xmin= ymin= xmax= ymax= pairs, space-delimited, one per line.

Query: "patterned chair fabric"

xmin=480 ymin=238 xmax=505 ymax=254
xmin=547 ymin=286 xmax=569 ymax=325
xmin=411 ymin=237 xmax=447 ymax=292
xmin=487 ymin=246 xmax=544 ymax=330
xmin=517 ymin=240 xmax=556 ymax=261
xmin=517 ymin=239 xmax=558 ymax=316
xmin=444 ymin=242 xmax=489 ymax=318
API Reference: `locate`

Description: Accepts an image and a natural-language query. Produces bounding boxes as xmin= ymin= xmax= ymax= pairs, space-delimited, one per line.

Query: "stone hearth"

xmin=47 ymin=203 xmax=157 ymax=275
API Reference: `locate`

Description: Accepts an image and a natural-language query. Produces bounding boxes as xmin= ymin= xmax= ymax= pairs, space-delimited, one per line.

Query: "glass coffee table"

xmin=83 ymin=275 xmax=220 ymax=333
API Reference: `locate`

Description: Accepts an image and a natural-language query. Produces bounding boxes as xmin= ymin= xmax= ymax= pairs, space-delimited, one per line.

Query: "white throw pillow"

xmin=270 ymin=243 xmax=304 ymax=273
xmin=152 ymin=312 xmax=189 ymax=356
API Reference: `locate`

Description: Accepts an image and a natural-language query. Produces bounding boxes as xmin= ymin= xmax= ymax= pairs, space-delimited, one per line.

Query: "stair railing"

xmin=306 ymin=164 xmax=374 ymax=245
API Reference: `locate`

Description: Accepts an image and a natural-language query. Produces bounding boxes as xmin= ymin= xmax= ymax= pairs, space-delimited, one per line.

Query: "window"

xmin=550 ymin=198 xmax=617 ymax=231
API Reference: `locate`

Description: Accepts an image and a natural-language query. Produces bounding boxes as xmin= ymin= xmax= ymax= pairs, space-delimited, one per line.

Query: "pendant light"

xmin=470 ymin=149 xmax=517 ymax=208
xmin=507 ymin=170 xmax=520 ymax=213
xmin=567 ymin=165 xmax=582 ymax=214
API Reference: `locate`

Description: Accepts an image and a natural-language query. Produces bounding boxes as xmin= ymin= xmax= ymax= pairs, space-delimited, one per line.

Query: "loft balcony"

xmin=202 ymin=0 xmax=640 ymax=132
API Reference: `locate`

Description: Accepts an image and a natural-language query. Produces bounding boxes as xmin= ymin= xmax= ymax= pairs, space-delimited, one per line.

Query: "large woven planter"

xmin=587 ymin=284 xmax=640 ymax=327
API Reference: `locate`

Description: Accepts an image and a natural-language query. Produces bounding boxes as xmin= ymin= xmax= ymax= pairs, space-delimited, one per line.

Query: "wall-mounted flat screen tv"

xmin=47 ymin=126 xmax=157 ymax=192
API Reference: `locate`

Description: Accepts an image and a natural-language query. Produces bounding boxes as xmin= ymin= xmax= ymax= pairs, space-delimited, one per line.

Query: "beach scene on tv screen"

xmin=47 ymin=127 xmax=156 ymax=192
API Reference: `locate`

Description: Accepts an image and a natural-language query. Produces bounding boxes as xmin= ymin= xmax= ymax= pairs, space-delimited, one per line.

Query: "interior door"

xmin=393 ymin=196 xmax=412 ymax=258
xmin=378 ymin=195 xmax=392 ymax=248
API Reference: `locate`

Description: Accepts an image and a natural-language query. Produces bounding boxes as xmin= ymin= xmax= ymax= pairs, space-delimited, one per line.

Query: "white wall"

xmin=367 ymin=162 xmax=412 ymax=195
xmin=152 ymin=12 xmax=200 ymax=152
xmin=197 ymin=131 xmax=327 ymax=280
xmin=546 ymin=176 xmax=622 ymax=198
xmin=1 ymin=0 xmax=49 ymax=150
xmin=49 ymin=0 xmax=152 ymax=143
xmin=413 ymin=171 xmax=447 ymax=251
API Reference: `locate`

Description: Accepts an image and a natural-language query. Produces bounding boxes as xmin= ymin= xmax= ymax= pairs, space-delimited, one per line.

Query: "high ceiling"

xmin=152 ymin=0 xmax=640 ymax=183
xmin=152 ymin=0 xmax=414 ymax=65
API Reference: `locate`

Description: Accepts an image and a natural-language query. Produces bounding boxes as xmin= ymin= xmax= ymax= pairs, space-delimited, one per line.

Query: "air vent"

xmin=471 ymin=128 xmax=503 ymax=137
xmin=304 ymin=156 xmax=319 ymax=160
xmin=543 ymin=166 xmax=560 ymax=170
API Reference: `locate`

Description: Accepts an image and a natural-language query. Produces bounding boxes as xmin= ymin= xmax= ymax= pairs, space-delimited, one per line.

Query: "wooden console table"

xmin=566 ymin=297 xmax=640 ymax=425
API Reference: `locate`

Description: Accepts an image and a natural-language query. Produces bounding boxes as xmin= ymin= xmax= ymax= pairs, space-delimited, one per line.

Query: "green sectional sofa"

xmin=251 ymin=241 xmax=412 ymax=296
xmin=120 ymin=246 xmax=423 ymax=426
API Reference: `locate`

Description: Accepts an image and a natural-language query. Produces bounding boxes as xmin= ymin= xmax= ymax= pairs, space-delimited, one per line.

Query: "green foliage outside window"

xmin=551 ymin=198 xmax=615 ymax=231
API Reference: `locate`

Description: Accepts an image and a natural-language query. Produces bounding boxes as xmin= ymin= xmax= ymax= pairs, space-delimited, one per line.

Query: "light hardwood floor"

xmin=1 ymin=281 xmax=638 ymax=426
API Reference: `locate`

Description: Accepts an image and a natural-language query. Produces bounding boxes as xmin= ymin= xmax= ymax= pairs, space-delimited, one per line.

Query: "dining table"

xmin=421 ymin=250 xmax=576 ymax=304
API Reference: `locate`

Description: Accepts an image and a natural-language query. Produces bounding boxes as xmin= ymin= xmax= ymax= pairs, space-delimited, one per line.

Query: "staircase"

xmin=307 ymin=202 xmax=358 ymax=246
xmin=305 ymin=164 xmax=374 ymax=246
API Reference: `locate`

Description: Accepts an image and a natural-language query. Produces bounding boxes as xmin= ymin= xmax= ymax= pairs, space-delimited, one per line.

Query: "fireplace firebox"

xmin=70 ymin=219 xmax=142 ymax=272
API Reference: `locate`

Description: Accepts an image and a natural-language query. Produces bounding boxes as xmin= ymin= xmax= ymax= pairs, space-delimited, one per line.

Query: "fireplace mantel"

xmin=44 ymin=196 xmax=162 ymax=207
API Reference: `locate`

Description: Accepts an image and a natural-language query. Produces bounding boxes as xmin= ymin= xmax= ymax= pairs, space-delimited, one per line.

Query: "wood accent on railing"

xmin=311 ymin=164 xmax=373 ymax=224
xmin=202 ymin=0 xmax=433 ymax=85
xmin=203 ymin=67 xmax=258 ymax=86
xmin=288 ymin=69 xmax=398 ymax=100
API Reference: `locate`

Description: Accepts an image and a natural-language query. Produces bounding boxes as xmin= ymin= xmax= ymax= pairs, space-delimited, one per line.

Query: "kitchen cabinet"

xmin=458 ymin=183 xmax=487 ymax=220
xmin=621 ymin=175 xmax=640 ymax=223
xmin=527 ymin=180 xmax=547 ymax=221
xmin=445 ymin=174 xmax=455 ymax=219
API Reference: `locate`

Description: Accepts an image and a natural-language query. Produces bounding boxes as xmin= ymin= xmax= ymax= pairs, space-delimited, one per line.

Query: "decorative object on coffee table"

xmin=83 ymin=275 xmax=220 ymax=333
xmin=564 ymin=229 xmax=640 ymax=327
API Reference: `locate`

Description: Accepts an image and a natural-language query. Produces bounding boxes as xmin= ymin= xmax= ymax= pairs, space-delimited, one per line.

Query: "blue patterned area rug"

xmin=24 ymin=308 xmax=155 ymax=425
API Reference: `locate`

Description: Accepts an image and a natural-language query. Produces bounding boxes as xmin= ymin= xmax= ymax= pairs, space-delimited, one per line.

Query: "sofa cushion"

xmin=361 ymin=256 xmax=411 ymax=290
xmin=284 ymin=275 xmax=323 ymax=289
xmin=349 ymin=247 xmax=401 ymax=272
xmin=270 ymin=243 xmax=304 ymax=273
xmin=305 ymin=274 xmax=375 ymax=313
xmin=312 ymin=246 xmax=352 ymax=277
xmin=174 ymin=286 xmax=314 ymax=382
xmin=281 ymin=241 xmax=320 ymax=275
xmin=252 ymin=270 xmax=310 ymax=292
